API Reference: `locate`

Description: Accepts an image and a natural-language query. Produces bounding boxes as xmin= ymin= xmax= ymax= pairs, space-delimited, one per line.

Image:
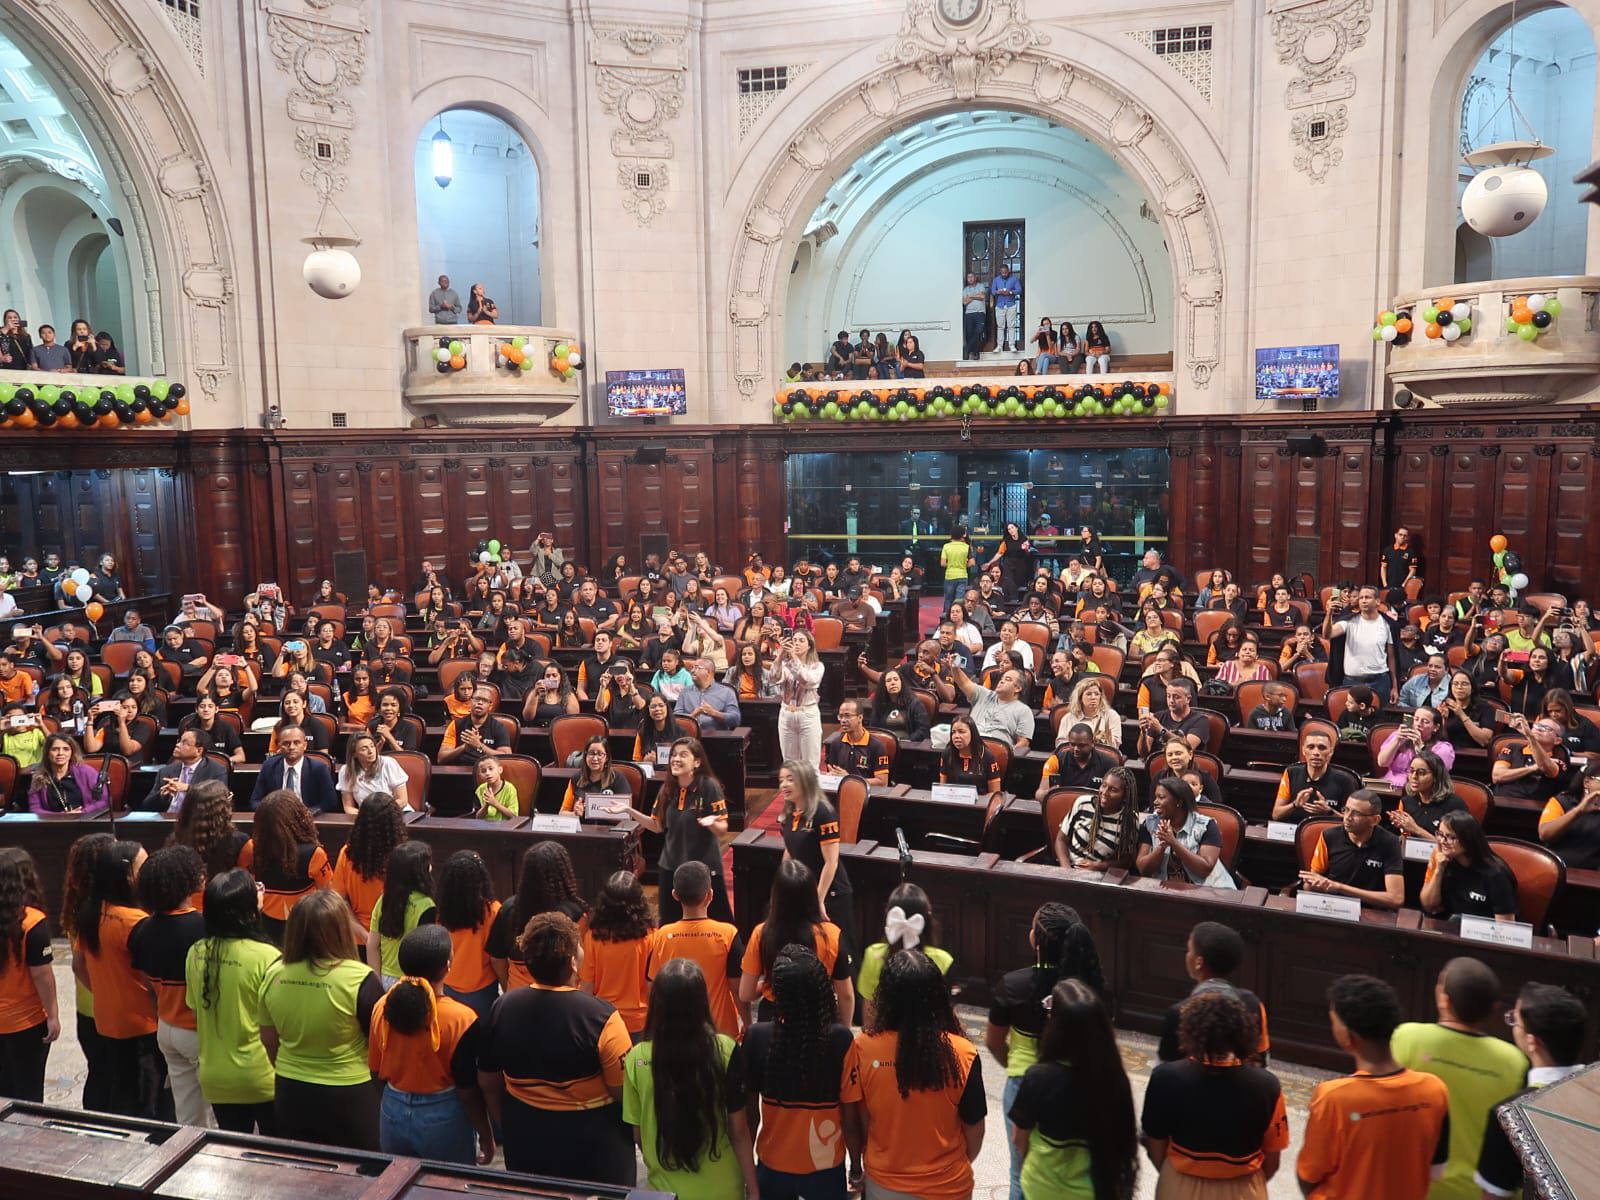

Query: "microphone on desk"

xmin=895 ymin=826 xmax=913 ymax=877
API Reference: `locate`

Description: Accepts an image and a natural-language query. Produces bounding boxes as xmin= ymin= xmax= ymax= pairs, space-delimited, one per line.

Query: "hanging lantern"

xmin=432 ymin=118 xmax=454 ymax=188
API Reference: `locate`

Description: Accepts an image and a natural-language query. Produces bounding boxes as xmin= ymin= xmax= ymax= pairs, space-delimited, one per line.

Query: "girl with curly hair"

xmin=580 ymin=871 xmax=658 ymax=1036
xmin=244 ymin=790 xmax=333 ymax=944
xmin=330 ymin=793 xmax=407 ymax=935
xmin=740 ymin=859 xmax=854 ymax=1026
xmin=0 ymin=847 xmax=58 ymax=1101
xmin=743 ymin=943 xmax=853 ymax=1196
xmin=184 ymin=869 xmax=280 ymax=1135
xmin=436 ymin=850 xmax=501 ymax=1021
xmin=1140 ymin=990 xmax=1288 ymax=1199
xmin=169 ymin=780 xmax=248 ymax=900
xmin=61 ymin=833 xmax=114 ymax=1110
xmin=128 ymin=846 xmax=208 ymax=1126
xmin=486 ymin=841 xmax=586 ymax=991
xmin=985 ymin=903 xmax=1107 ymax=1200
xmin=366 ymin=842 xmax=436 ymax=990
xmin=622 ymin=958 xmax=757 ymax=1196
xmin=843 ymin=949 xmax=986 ymax=1199
xmin=1010 ymin=978 xmax=1138 ymax=1200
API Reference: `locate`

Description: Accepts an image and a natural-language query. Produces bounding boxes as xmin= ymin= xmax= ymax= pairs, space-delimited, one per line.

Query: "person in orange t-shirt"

xmin=73 ymin=839 xmax=165 ymax=1118
xmin=0 ymin=848 xmax=59 ymax=1102
xmin=368 ymin=926 xmax=494 ymax=1164
xmin=842 ymin=949 xmax=985 ymax=1200
xmin=1297 ymin=974 xmax=1450 ymax=1200
xmin=242 ymin=791 xmax=335 ymax=944
xmin=647 ymin=861 xmax=748 ymax=1038
xmin=579 ymin=871 xmax=659 ymax=1036
xmin=330 ymin=795 xmax=408 ymax=934
xmin=739 ymin=860 xmax=853 ymax=1024
xmin=436 ymin=850 xmax=502 ymax=1022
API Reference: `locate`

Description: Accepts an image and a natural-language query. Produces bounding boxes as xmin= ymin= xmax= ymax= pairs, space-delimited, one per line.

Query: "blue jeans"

xmin=1004 ymin=1073 xmax=1023 ymax=1200
xmin=757 ymin=1162 xmax=848 ymax=1200
xmin=963 ymin=311 xmax=986 ymax=359
xmin=444 ymin=981 xmax=500 ymax=1023
xmin=942 ymin=577 xmax=967 ymax=614
xmin=380 ymin=1085 xmax=476 ymax=1164
xmin=1344 ymin=671 xmax=1393 ymax=702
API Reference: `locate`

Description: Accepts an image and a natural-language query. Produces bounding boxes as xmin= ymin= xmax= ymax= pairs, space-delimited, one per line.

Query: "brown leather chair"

xmin=981 ymin=736 xmax=1012 ymax=783
xmin=1041 ymin=786 xmax=1090 ymax=858
xmin=1451 ymin=778 xmax=1491 ymax=825
xmin=0 ymin=754 xmax=18 ymax=811
xmin=1198 ymin=802 xmax=1246 ymax=872
xmin=810 ymin=617 xmax=844 ymax=651
xmin=309 ymin=604 xmax=347 ymax=626
xmin=609 ymin=762 xmax=646 ymax=807
xmin=127 ymin=716 xmax=160 ymax=766
xmin=99 ymin=642 xmax=139 ymax=679
xmin=550 ymin=713 xmax=608 ymax=767
xmin=910 ymin=689 xmax=939 ymax=729
xmin=1016 ymin=623 xmax=1051 ymax=656
xmin=1294 ymin=662 xmax=1329 ymax=702
xmin=437 ymin=660 xmax=478 ymax=696
xmin=837 ymin=774 xmax=869 ymax=843
xmin=1295 ymin=818 xmax=1342 ymax=872
xmin=381 ymin=751 xmax=430 ymax=812
xmin=1192 ymin=709 xmax=1228 ymax=755
xmin=305 ymin=712 xmax=337 ymax=750
xmin=1147 ymin=749 xmax=1224 ymax=781
xmin=1490 ymin=838 xmax=1565 ymax=932
xmin=1234 ymin=681 xmax=1299 ymax=726
xmin=369 ymin=603 xmax=407 ymax=623
xmin=1193 ymin=610 xmax=1232 ymax=646
xmin=497 ymin=755 xmax=543 ymax=817
xmin=1088 ymin=645 xmax=1125 ymax=678
xmin=1367 ymin=723 xmax=1402 ymax=774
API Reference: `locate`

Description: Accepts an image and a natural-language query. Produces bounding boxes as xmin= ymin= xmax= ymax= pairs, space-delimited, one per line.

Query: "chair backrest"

xmin=0 ymin=754 xmax=18 ymax=810
xmin=1016 ymin=623 xmax=1050 ymax=653
xmin=369 ymin=603 xmax=406 ymax=622
xmin=1295 ymin=818 xmax=1341 ymax=871
xmin=837 ymin=774 xmax=869 ymax=844
xmin=811 ymin=617 xmax=844 ymax=651
xmin=1450 ymin=778 xmax=1491 ymax=825
xmin=1198 ymin=802 xmax=1246 ymax=870
xmin=1234 ymin=681 xmax=1299 ymax=726
xmin=1488 ymin=838 xmax=1565 ymax=931
xmin=1298 ymin=718 xmax=1341 ymax=758
xmin=712 ymin=576 xmax=745 ymax=598
xmin=982 ymin=736 xmax=1011 ymax=780
xmin=610 ymin=762 xmax=646 ymax=806
xmin=1041 ymin=787 xmax=1091 ymax=850
xmin=910 ymin=689 xmax=938 ymax=726
xmin=869 ymin=730 xmax=900 ymax=773
xmin=306 ymin=712 xmax=337 ymax=748
xmin=497 ymin=755 xmax=543 ymax=817
xmin=104 ymin=754 xmax=131 ymax=812
xmin=127 ymin=716 xmax=160 ymax=765
xmin=310 ymin=604 xmax=346 ymax=625
xmin=1159 ymin=610 xmax=1183 ymax=633
xmin=550 ymin=713 xmax=608 ymax=766
xmin=1323 ymin=686 xmax=1352 ymax=724
xmin=203 ymin=752 xmax=234 ymax=778
xmin=1367 ymin=723 xmax=1401 ymax=770
xmin=1147 ymin=749 xmax=1224 ymax=781
xmin=1088 ymin=645 xmax=1124 ymax=678
xmin=1522 ymin=593 xmax=1566 ymax=615
xmin=617 ymin=575 xmax=641 ymax=600
xmin=1193 ymin=610 xmax=1231 ymax=646
xmin=437 ymin=660 xmax=477 ymax=696
xmin=1295 ymin=662 xmax=1329 ymax=702
xmin=1403 ymin=578 xmax=1424 ymax=602
xmin=99 ymin=641 xmax=139 ymax=678
xmin=390 ymin=751 xmax=432 ymax=812
xmin=156 ymin=661 xmax=182 ymax=693
xmin=89 ymin=664 xmax=114 ymax=695
xmin=215 ymin=710 xmax=244 ymax=737
xmin=308 ymin=681 xmax=335 ymax=709
xmin=1193 ymin=708 xmax=1228 ymax=754
xmin=577 ymin=617 xmax=596 ymax=643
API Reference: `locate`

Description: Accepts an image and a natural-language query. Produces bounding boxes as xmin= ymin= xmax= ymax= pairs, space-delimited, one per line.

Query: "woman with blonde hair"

xmin=1065 ymin=678 xmax=1122 ymax=749
xmin=777 ymin=759 xmax=855 ymax=962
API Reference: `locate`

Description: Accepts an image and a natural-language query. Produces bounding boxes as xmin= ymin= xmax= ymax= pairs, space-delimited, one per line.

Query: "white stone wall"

xmin=7 ymin=0 xmax=1598 ymax=429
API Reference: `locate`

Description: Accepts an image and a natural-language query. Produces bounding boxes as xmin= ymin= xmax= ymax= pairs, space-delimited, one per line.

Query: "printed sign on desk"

xmin=930 ymin=784 xmax=980 ymax=805
xmin=1265 ymin=821 xmax=1297 ymax=843
xmin=1295 ymin=891 xmax=1362 ymax=922
xmin=818 ymin=773 xmax=843 ymax=793
xmin=1459 ymin=915 xmax=1535 ymax=949
xmin=1403 ymin=838 xmax=1435 ymax=862
xmin=528 ymin=813 xmax=582 ymax=834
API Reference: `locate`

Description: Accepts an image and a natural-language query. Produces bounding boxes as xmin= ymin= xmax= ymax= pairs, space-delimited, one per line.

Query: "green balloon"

xmin=1456 ymin=317 xmax=1472 ymax=334
xmin=488 ymin=539 xmax=501 ymax=555
xmin=792 ymin=404 xmax=811 ymax=419
xmin=772 ymin=403 xmax=786 ymax=420
xmin=1505 ymin=316 xmax=1520 ymax=333
xmin=552 ymin=342 xmax=568 ymax=356
xmin=1421 ymin=307 xmax=1439 ymax=323
xmin=820 ymin=402 xmax=837 ymax=418
xmin=0 ymin=384 xmax=13 ymax=404
xmin=115 ymin=384 xmax=135 ymax=404
xmin=1544 ymin=298 xmax=1563 ymax=317
xmin=1518 ymin=323 xmax=1538 ymax=341
xmin=39 ymin=386 xmax=59 ymax=404
xmin=448 ymin=340 xmax=464 ymax=357
xmin=849 ymin=405 xmax=865 ymax=420
xmin=832 ymin=407 xmax=848 ymax=421
xmin=1380 ymin=311 xmax=1397 ymax=326
xmin=151 ymin=380 xmax=171 ymax=401
xmin=520 ymin=358 xmax=534 ymax=371
xmin=1372 ymin=327 xmax=1384 ymax=341
xmin=1155 ymin=395 xmax=1170 ymax=410
xmin=511 ymin=336 xmax=527 ymax=350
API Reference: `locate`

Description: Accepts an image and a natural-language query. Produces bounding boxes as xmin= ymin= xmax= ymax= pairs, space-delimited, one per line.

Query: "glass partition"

xmin=786 ymin=447 xmax=1169 ymax=585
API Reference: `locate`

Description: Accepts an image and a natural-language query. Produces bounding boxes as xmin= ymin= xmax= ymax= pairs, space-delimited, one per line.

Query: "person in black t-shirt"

xmin=311 ymin=620 xmax=351 ymax=677
xmin=1537 ymin=760 xmax=1600 ymax=870
xmin=158 ymin=625 xmax=208 ymax=682
xmin=572 ymin=579 xmax=618 ymax=633
xmin=126 ymin=845 xmax=208 ymax=1126
xmin=1421 ymin=811 xmax=1520 ymax=922
xmin=1491 ymin=715 xmax=1569 ymax=802
xmin=1300 ymin=791 xmax=1405 ymax=910
xmin=1270 ymin=729 xmax=1360 ymax=822
xmin=179 ymin=696 xmax=246 ymax=763
xmin=1156 ymin=921 xmax=1270 ymax=1064
xmin=1379 ymin=527 xmax=1421 ymax=605
xmin=1036 ymin=724 xmax=1119 ymax=798
xmin=1388 ymin=749 xmax=1471 ymax=842
xmin=1242 ymin=683 xmax=1298 ymax=732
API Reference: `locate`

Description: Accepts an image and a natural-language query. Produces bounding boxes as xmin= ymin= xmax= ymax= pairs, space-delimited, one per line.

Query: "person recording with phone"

xmin=427 ymin=620 xmax=482 ymax=666
xmin=83 ymin=695 xmax=155 ymax=760
xmin=1373 ymin=706 xmax=1454 ymax=789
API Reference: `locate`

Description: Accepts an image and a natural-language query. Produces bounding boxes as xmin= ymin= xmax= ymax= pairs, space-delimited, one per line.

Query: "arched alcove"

xmin=414 ymin=107 xmax=542 ymax=325
xmin=1454 ymin=3 xmax=1595 ymax=281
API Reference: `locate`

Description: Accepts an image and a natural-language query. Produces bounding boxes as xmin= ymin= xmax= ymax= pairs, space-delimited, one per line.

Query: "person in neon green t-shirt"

xmin=856 ymin=883 xmax=953 ymax=1028
xmin=622 ymin=958 xmax=758 ymax=1199
xmin=366 ymin=842 xmax=438 ymax=986
xmin=940 ymin=528 xmax=972 ymax=614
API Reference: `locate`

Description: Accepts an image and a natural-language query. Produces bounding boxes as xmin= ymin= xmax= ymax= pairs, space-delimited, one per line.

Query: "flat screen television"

xmin=606 ymin=368 xmax=686 ymax=417
xmin=1254 ymin=344 xmax=1339 ymax=403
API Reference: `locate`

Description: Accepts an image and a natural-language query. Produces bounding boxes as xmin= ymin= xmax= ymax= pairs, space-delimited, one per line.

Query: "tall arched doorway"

xmin=414 ymin=108 xmax=542 ymax=325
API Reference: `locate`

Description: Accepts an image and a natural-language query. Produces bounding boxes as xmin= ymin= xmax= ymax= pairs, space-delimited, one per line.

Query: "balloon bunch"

xmin=432 ymin=338 xmax=467 ymax=372
xmin=773 ymin=381 xmax=1173 ymax=422
xmin=1371 ymin=309 xmax=1414 ymax=346
xmin=475 ymin=538 xmax=506 ymax=564
xmin=1419 ymin=296 xmax=1474 ymax=344
xmin=499 ymin=337 xmax=536 ymax=373
xmin=0 ymin=380 xmax=189 ymax=429
xmin=1488 ymin=534 xmax=1529 ymax=595
xmin=1506 ymin=293 xmax=1561 ymax=341
xmin=59 ymin=567 xmax=92 ymax=598
xmin=550 ymin=342 xmax=583 ymax=380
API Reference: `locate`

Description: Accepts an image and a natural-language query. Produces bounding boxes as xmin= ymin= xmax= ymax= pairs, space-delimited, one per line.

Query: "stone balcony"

xmin=401 ymin=325 xmax=584 ymax=426
xmin=1385 ymin=276 xmax=1600 ymax=407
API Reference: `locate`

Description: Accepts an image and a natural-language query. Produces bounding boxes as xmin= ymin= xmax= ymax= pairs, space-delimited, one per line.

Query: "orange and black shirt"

xmin=579 ymin=929 xmax=659 ymax=1034
xmin=0 ymin=907 xmax=51 ymax=1034
xmin=241 ymin=839 xmax=333 ymax=924
xmin=648 ymin=918 xmax=744 ymax=1038
xmin=444 ymin=899 xmax=501 ymax=994
xmin=1296 ymin=1068 xmax=1449 ymax=1199
xmin=369 ymin=991 xmax=480 ymax=1095
xmin=1140 ymin=1057 xmax=1288 ymax=1179
xmin=780 ymin=799 xmax=850 ymax=895
xmin=940 ymin=745 xmax=1002 ymax=792
xmin=743 ymin=1021 xmax=853 ymax=1173
xmin=822 ymin=731 xmax=888 ymax=782
xmin=83 ymin=903 xmax=157 ymax=1039
xmin=127 ymin=908 xmax=206 ymax=1031
xmin=743 ymin=922 xmax=848 ymax=1004
xmin=486 ymin=897 xmax=586 ymax=992
xmin=1540 ymin=793 xmax=1600 ymax=869
xmin=330 ymin=846 xmax=385 ymax=932
xmin=477 ymin=983 xmax=629 ymax=1112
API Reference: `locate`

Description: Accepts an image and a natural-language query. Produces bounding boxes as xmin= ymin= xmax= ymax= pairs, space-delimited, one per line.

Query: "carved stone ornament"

xmin=1273 ymin=0 xmax=1370 ymax=184
xmin=881 ymin=0 xmax=1049 ymax=101
xmin=266 ymin=5 xmax=370 ymax=202
xmin=617 ymin=158 xmax=670 ymax=227
xmin=591 ymin=23 xmax=687 ymax=222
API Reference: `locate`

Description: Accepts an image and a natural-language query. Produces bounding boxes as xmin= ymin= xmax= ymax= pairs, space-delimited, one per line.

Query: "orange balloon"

xmin=61 ymin=579 xmax=77 ymax=598
xmin=1394 ymin=318 xmax=1412 ymax=334
xmin=99 ymin=412 xmax=120 ymax=428
xmin=58 ymin=412 xmax=78 ymax=429
xmin=175 ymin=400 xmax=191 ymax=416
xmin=1158 ymin=382 xmax=1171 ymax=395
xmin=1425 ymin=323 xmax=1442 ymax=339
xmin=85 ymin=602 xmax=104 ymax=623
xmin=134 ymin=408 xmax=154 ymax=424
xmin=1489 ymin=534 xmax=1508 ymax=553
xmin=14 ymin=410 xmax=35 ymax=428
xmin=1436 ymin=296 xmax=1455 ymax=311
xmin=1512 ymin=307 xmax=1532 ymax=325
xmin=449 ymin=355 xmax=465 ymax=370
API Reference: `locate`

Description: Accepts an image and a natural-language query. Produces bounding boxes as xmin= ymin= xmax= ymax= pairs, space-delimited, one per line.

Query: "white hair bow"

xmin=884 ymin=905 xmax=925 ymax=950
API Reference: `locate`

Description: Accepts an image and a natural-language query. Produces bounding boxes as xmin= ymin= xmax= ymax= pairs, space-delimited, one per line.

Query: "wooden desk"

xmin=731 ymin=833 xmax=1600 ymax=1072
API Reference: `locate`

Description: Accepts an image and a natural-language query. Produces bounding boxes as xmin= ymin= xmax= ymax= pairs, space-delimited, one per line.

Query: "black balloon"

xmin=72 ymin=401 xmax=94 ymax=423
xmin=1394 ymin=332 xmax=1410 ymax=346
xmin=60 ymin=390 xmax=75 ymax=405
xmin=3 ymin=398 xmax=24 ymax=418
xmin=113 ymin=402 xmax=135 ymax=422
xmin=437 ymin=362 xmax=451 ymax=374
xmin=1147 ymin=384 xmax=1161 ymax=398
xmin=133 ymin=384 xmax=151 ymax=401
xmin=1503 ymin=550 xmax=1522 ymax=573
xmin=1436 ymin=310 xmax=1452 ymax=326
xmin=35 ymin=406 xmax=55 ymax=427
xmin=1532 ymin=311 xmax=1552 ymax=328
xmin=13 ymin=388 xmax=32 ymax=405
xmin=169 ymin=384 xmax=187 ymax=400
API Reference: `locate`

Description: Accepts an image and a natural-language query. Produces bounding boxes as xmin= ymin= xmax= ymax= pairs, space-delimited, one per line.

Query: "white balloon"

xmin=1381 ymin=325 xmax=1399 ymax=342
xmin=72 ymin=568 xmax=91 ymax=586
xmin=1441 ymin=323 xmax=1462 ymax=342
xmin=566 ymin=352 xmax=583 ymax=369
xmin=479 ymin=551 xmax=492 ymax=563
xmin=434 ymin=347 xmax=450 ymax=363
xmin=1510 ymin=573 xmax=1530 ymax=590
xmin=1527 ymin=294 xmax=1547 ymax=313
xmin=1449 ymin=303 xmax=1470 ymax=322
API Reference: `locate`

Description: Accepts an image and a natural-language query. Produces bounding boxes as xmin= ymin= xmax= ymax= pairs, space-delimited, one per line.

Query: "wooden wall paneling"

xmin=1166 ymin=427 xmax=1221 ymax=571
xmin=1547 ymin=441 xmax=1599 ymax=597
xmin=539 ymin=450 xmax=584 ymax=566
xmin=733 ymin=431 xmax=786 ymax=568
xmin=280 ymin=462 xmax=323 ymax=603
xmin=410 ymin=460 xmax=451 ymax=570
xmin=1239 ymin=439 xmax=1287 ymax=580
xmin=595 ymin=453 xmax=629 ymax=565
xmin=1389 ymin=438 xmax=1442 ymax=584
xmin=454 ymin=458 xmax=494 ymax=551
xmin=495 ymin=458 xmax=536 ymax=555
xmin=118 ymin=468 xmax=177 ymax=598
xmin=360 ymin=457 xmax=406 ymax=588
xmin=1438 ymin=443 xmax=1500 ymax=591
xmin=666 ymin=449 xmax=711 ymax=555
xmin=1492 ymin=443 xmax=1543 ymax=586
xmin=1328 ymin=437 xmax=1378 ymax=586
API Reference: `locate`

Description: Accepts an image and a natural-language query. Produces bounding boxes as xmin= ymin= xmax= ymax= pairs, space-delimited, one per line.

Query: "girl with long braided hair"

xmin=743 ymin=943 xmax=854 ymax=1197
xmin=985 ymin=903 xmax=1107 ymax=1200
xmin=1053 ymin=766 xmax=1141 ymax=871
xmin=842 ymin=949 xmax=987 ymax=1199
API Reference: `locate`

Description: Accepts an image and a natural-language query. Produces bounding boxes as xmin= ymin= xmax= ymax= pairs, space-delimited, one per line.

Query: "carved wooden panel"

xmin=1548 ymin=447 xmax=1595 ymax=595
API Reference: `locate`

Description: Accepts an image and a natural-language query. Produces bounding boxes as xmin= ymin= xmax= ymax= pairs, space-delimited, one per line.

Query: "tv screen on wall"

xmin=606 ymin=369 xmax=687 ymax=417
xmin=1255 ymin=344 xmax=1340 ymax=402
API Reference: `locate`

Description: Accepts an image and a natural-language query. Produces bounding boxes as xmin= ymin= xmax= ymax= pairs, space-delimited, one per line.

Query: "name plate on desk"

xmin=119 ymin=811 xmax=168 ymax=822
xmin=930 ymin=784 xmax=980 ymax=805
xmin=1265 ymin=821 xmax=1297 ymax=843
xmin=1295 ymin=892 xmax=1362 ymax=922
xmin=0 ymin=813 xmax=40 ymax=822
xmin=632 ymin=761 xmax=655 ymax=780
xmin=1403 ymin=837 xmax=1435 ymax=862
xmin=819 ymin=773 xmax=843 ymax=793
xmin=1459 ymin=915 xmax=1534 ymax=949
xmin=581 ymin=793 xmax=629 ymax=823
xmin=528 ymin=813 xmax=582 ymax=834
xmin=655 ymin=746 xmax=671 ymax=767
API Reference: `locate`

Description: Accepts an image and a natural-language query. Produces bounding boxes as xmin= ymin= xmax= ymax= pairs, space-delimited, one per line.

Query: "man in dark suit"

xmin=148 ymin=728 xmax=231 ymax=812
xmin=250 ymin=725 xmax=337 ymax=812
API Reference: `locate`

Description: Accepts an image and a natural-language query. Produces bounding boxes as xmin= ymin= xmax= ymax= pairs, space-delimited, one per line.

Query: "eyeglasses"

xmin=1436 ymin=833 xmax=1459 ymax=845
